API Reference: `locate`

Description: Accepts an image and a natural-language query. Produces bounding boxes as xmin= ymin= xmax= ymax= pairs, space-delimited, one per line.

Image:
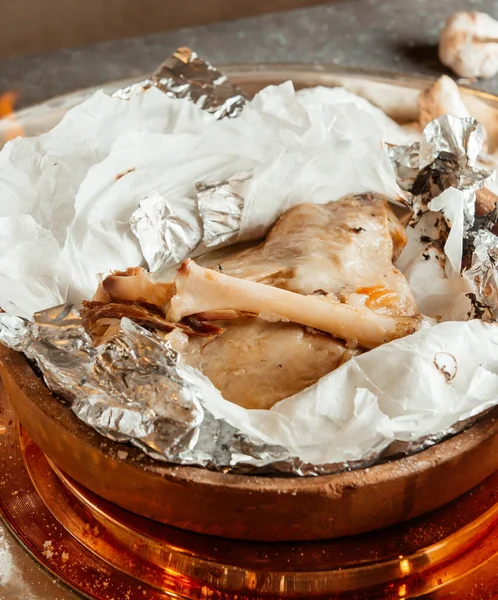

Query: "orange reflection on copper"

xmin=0 ymin=91 xmax=24 ymax=141
xmin=399 ymin=558 xmax=411 ymax=575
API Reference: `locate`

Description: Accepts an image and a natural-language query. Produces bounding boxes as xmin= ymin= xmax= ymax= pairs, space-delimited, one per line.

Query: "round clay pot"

xmin=1 ymin=345 xmax=498 ymax=541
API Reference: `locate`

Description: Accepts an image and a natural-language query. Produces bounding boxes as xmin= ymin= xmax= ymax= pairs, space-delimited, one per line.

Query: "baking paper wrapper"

xmin=0 ymin=86 xmax=214 ymax=317
xmin=59 ymin=80 xmax=402 ymax=303
xmin=1 ymin=51 xmax=498 ymax=474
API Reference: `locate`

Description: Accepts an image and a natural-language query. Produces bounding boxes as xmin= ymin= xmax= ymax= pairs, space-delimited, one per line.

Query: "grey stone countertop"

xmin=1 ymin=0 xmax=498 ymax=598
xmin=1 ymin=0 xmax=498 ymax=108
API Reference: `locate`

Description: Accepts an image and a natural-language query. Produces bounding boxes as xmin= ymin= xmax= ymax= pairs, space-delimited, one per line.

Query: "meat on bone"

xmin=168 ymin=259 xmax=421 ymax=350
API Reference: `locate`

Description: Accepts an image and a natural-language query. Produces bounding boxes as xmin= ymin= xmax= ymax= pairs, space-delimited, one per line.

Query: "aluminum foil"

xmin=122 ymin=49 xmax=250 ymax=272
xmin=0 ymin=305 xmax=286 ymax=470
xmin=0 ymin=305 xmax=339 ymax=474
xmin=0 ymin=312 xmax=31 ymax=351
xmin=419 ymin=114 xmax=484 ymax=170
xmin=113 ymin=47 xmax=248 ymax=119
xmin=130 ymin=190 xmax=202 ymax=272
xmin=465 ymin=229 xmax=498 ymax=320
xmin=196 ymin=170 xmax=253 ymax=248
xmin=390 ymin=115 xmax=494 ymax=228
xmin=388 ymin=142 xmax=419 ymax=193
xmin=130 ymin=172 xmax=252 ymax=273
xmin=390 ymin=115 xmax=498 ymax=317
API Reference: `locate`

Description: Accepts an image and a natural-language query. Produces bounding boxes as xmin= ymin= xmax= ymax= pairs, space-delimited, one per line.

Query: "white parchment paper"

xmin=0 ymin=81 xmax=497 ymax=465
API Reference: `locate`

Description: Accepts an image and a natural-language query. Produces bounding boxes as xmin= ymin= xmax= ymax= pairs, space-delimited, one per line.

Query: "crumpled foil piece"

xmin=0 ymin=312 xmax=31 ymax=351
xmin=389 ymin=115 xmax=494 ymax=229
xmin=130 ymin=172 xmax=253 ymax=273
xmin=130 ymin=190 xmax=202 ymax=272
xmin=465 ymin=229 xmax=498 ymax=320
xmin=388 ymin=142 xmax=419 ymax=193
xmin=0 ymin=305 xmax=288 ymax=470
xmin=113 ymin=47 xmax=248 ymax=119
xmin=419 ymin=114 xmax=484 ymax=170
xmin=196 ymin=170 xmax=253 ymax=248
xmin=0 ymin=305 xmax=492 ymax=476
xmin=390 ymin=115 xmax=498 ymax=315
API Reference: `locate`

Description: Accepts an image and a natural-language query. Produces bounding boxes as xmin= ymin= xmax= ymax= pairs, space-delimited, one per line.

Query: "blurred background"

xmin=1 ymin=0 xmax=498 ymax=110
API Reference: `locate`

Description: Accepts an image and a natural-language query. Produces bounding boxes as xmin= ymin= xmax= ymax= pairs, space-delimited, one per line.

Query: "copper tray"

xmin=1 ymin=65 xmax=498 ymax=542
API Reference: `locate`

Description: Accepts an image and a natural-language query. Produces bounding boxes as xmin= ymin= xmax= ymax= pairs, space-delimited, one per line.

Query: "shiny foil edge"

xmin=390 ymin=115 xmax=494 ymax=230
xmin=113 ymin=47 xmax=248 ymax=119
xmin=390 ymin=114 xmax=498 ymax=316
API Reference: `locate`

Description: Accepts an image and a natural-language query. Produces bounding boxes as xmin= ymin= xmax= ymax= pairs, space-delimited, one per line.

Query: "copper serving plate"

xmin=1 ymin=65 xmax=498 ymax=543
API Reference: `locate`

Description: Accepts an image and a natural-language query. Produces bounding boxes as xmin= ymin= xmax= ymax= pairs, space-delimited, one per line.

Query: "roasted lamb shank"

xmin=82 ymin=193 xmax=420 ymax=409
